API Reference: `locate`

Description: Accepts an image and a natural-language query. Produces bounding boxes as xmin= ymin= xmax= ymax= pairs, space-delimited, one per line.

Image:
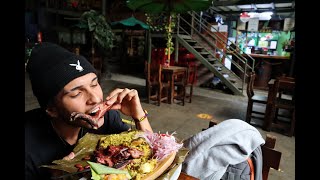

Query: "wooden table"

xmin=162 ymin=66 xmax=188 ymax=104
xmin=178 ymin=172 xmax=199 ymax=180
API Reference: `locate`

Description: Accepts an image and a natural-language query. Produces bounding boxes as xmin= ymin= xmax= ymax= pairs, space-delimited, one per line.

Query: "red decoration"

xmin=240 ymin=12 xmax=250 ymax=22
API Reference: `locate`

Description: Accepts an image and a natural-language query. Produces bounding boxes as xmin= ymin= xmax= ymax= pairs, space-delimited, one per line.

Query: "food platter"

xmin=142 ymin=152 xmax=176 ymax=180
xmin=43 ymin=131 xmax=188 ymax=180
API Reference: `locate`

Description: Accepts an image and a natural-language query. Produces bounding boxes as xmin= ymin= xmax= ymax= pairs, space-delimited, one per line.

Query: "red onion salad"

xmin=137 ymin=131 xmax=183 ymax=161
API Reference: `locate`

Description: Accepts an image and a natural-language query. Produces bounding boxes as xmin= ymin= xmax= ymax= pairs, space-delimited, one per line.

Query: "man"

xmin=25 ymin=42 xmax=152 ymax=180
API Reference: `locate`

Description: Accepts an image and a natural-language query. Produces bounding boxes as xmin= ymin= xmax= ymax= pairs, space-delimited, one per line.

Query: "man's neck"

xmin=51 ymin=119 xmax=81 ymax=146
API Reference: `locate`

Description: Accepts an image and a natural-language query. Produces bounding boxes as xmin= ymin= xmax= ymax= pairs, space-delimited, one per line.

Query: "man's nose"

xmin=87 ymin=91 xmax=101 ymax=104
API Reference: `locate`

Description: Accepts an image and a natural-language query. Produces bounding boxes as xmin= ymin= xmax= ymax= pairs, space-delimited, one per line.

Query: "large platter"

xmin=42 ymin=131 xmax=188 ymax=180
xmin=142 ymin=152 xmax=176 ymax=180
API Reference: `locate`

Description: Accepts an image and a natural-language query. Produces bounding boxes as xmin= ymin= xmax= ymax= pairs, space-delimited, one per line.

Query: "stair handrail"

xmin=178 ymin=13 xmax=247 ymax=82
xmin=178 ymin=16 xmax=244 ymax=75
xmin=177 ymin=15 xmax=246 ymax=93
xmin=182 ymin=13 xmax=248 ymax=72
xmin=189 ymin=11 xmax=256 ymax=74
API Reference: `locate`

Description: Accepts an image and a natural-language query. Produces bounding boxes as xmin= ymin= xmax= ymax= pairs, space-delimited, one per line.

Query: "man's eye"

xmin=91 ymin=83 xmax=98 ymax=87
xmin=70 ymin=92 xmax=81 ymax=98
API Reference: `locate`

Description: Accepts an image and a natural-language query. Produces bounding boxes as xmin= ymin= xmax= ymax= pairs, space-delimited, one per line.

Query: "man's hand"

xmin=63 ymin=152 xmax=75 ymax=160
xmin=105 ymin=88 xmax=144 ymax=118
xmin=105 ymin=88 xmax=153 ymax=132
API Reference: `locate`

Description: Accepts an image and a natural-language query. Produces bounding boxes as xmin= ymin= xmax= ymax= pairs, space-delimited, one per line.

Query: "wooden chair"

xmin=245 ymin=72 xmax=268 ymax=124
xmin=185 ymin=64 xmax=197 ymax=103
xmin=173 ymin=68 xmax=188 ymax=106
xmin=173 ymin=63 xmax=197 ymax=105
xmin=207 ymin=121 xmax=282 ymax=180
xmin=145 ymin=61 xmax=169 ymax=106
xmin=274 ymin=75 xmax=295 ymax=123
xmin=264 ymin=77 xmax=295 ymax=136
xmin=261 ymin=134 xmax=282 ymax=180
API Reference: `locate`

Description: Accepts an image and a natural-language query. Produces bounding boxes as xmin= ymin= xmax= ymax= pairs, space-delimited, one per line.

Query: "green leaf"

xmin=91 ymin=168 xmax=103 ymax=180
xmin=87 ymin=161 xmax=132 ymax=179
xmin=79 ymin=10 xmax=115 ymax=50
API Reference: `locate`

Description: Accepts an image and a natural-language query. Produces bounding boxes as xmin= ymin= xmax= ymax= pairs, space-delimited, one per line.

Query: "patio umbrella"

xmin=111 ymin=16 xmax=149 ymax=56
xmin=126 ymin=0 xmax=213 ymax=14
xmin=111 ymin=16 xmax=149 ymax=30
xmin=127 ymin=0 xmax=213 ymax=65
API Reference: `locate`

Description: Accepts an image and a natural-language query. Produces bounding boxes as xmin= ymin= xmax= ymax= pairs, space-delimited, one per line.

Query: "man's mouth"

xmin=69 ymin=101 xmax=113 ymax=129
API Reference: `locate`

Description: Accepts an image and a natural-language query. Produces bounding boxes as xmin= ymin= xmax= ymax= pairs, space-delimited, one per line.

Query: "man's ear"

xmin=46 ymin=107 xmax=58 ymax=118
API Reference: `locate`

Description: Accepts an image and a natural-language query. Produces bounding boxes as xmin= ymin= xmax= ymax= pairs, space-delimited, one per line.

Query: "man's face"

xmin=54 ymin=73 xmax=105 ymax=129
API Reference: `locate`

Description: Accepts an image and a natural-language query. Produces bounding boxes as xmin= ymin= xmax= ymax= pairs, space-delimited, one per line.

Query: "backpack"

xmin=220 ymin=146 xmax=262 ymax=180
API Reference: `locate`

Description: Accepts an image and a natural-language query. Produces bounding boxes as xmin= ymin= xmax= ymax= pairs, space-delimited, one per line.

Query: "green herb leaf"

xmin=87 ymin=161 xmax=132 ymax=179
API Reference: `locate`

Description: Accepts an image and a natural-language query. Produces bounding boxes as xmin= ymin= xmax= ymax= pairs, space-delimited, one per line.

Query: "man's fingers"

xmin=63 ymin=152 xmax=75 ymax=160
xmin=106 ymin=88 xmax=137 ymax=104
xmin=116 ymin=88 xmax=132 ymax=103
xmin=106 ymin=88 xmax=124 ymax=100
xmin=110 ymin=103 xmax=121 ymax=110
xmin=125 ymin=89 xmax=138 ymax=102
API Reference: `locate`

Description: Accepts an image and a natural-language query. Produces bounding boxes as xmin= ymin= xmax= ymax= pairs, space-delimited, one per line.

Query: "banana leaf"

xmin=41 ymin=133 xmax=106 ymax=173
xmin=42 ymin=132 xmax=189 ymax=179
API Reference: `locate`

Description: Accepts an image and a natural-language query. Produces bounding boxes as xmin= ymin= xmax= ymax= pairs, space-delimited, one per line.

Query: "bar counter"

xmin=232 ymin=53 xmax=291 ymax=90
xmin=245 ymin=53 xmax=290 ymax=60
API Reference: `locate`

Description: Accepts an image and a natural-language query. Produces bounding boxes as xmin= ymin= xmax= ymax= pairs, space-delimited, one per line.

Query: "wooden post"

xmin=175 ymin=37 xmax=179 ymax=64
xmin=175 ymin=14 xmax=180 ymax=64
xmin=147 ymin=30 xmax=152 ymax=63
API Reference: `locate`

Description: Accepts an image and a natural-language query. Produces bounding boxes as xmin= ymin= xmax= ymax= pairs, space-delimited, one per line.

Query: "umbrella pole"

xmin=129 ymin=30 xmax=133 ymax=56
xmin=167 ymin=15 xmax=171 ymax=66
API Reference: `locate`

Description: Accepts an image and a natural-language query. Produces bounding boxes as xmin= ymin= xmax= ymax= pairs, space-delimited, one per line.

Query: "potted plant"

xmin=77 ymin=10 xmax=115 ymax=58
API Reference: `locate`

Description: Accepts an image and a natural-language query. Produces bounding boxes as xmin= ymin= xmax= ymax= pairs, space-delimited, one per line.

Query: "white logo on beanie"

xmin=69 ymin=60 xmax=84 ymax=72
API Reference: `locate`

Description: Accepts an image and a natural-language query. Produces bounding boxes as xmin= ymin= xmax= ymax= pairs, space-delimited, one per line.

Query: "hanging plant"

xmin=145 ymin=13 xmax=166 ymax=32
xmin=78 ymin=10 xmax=115 ymax=51
xmin=164 ymin=12 xmax=176 ymax=56
xmin=146 ymin=12 xmax=176 ymax=57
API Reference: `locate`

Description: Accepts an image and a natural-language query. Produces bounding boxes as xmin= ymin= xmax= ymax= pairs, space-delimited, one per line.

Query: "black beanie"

xmin=26 ymin=42 xmax=97 ymax=109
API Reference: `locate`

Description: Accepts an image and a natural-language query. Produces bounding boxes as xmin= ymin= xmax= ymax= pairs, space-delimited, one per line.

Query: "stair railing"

xmin=177 ymin=15 xmax=245 ymax=93
xmin=189 ymin=12 xmax=255 ymax=73
xmin=177 ymin=11 xmax=256 ymax=84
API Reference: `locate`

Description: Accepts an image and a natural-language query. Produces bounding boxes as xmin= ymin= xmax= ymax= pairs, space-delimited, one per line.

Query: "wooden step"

xmin=192 ymin=46 xmax=204 ymax=52
xmin=185 ymin=40 xmax=197 ymax=45
xmin=207 ymin=58 xmax=216 ymax=63
xmin=200 ymin=52 xmax=210 ymax=57
xmin=180 ymin=35 xmax=192 ymax=39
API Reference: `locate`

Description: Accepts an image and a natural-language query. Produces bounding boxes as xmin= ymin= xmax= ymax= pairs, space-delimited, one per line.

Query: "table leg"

xmin=169 ymin=73 xmax=174 ymax=104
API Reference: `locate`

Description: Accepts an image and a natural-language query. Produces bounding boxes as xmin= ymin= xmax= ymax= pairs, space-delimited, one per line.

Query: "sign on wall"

xmin=247 ymin=18 xmax=259 ymax=32
xmin=237 ymin=19 xmax=246 ymax=30
xmin=283 ymin=18 xmax=295 ymax=31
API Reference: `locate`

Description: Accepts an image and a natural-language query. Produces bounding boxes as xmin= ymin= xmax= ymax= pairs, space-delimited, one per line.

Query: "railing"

xmin=176 ymin=11 xmax=256 ymax=84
